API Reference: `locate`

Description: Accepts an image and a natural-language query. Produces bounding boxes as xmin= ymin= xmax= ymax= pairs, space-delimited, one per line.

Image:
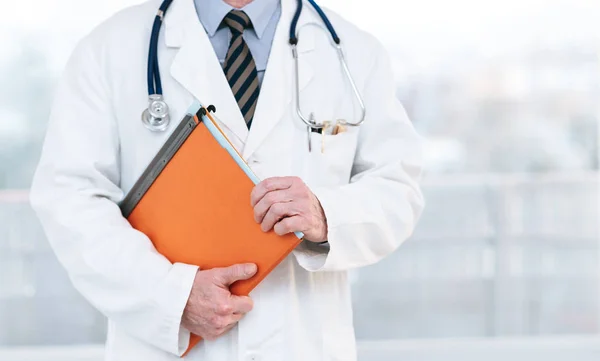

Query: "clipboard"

xmin=120 ymin=101 xmax=303 ymax=355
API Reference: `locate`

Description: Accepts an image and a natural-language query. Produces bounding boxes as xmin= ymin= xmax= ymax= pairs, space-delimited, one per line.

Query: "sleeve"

xmin=29 ymin=37 xmax=198 ymax=356
xmin=293 ymin=38 xmax=425 ymax=272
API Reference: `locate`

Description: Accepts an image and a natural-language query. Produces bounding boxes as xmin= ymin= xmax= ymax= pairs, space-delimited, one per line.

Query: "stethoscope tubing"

xmin=148 ymin=0 xmax=174 ymax=96
xmin=289 ymin=0 xmax=339 ymax=45
xmin=289 ymin=0 xmax=366 ymax=129
xmin=145 ymin=0 xmax=366 ymax=131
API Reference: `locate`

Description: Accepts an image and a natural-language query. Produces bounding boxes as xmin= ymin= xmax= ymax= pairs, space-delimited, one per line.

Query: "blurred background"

xmin=0 ymin=0 xmax=598 ymax=360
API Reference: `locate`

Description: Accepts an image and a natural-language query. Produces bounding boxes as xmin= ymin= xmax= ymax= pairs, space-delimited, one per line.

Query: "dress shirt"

xmin=194 ymin=0 xmax=281 ymax=86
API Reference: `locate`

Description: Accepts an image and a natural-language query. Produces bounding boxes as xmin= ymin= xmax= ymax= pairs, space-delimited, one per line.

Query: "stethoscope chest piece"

xmin=142 ymin=94 xmax=170 ymax=132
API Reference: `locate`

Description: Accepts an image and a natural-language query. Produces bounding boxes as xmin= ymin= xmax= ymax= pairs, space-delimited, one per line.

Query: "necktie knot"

xmin=223 ymin=10 xmax=252 ymax=35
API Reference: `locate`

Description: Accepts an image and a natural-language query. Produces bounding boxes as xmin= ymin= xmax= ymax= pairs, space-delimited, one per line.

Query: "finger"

xmin=214 ymin=263 xmax=258 ymax=286
xmin=206 ymin=321 xmax=236 ymax=340
xmin=218 ymin=312 xmax=244 ymax=329
xmin=261 ymin=202 xmax=297 ymax=232
xmin=230 ymin=313 xmax=244 ymax=323
xmin=253 ymin=189 xmax=293 ymax=223
xmin=214 ymin=301 xmax=234 ymax=316
xmin=250 ymin=177 xmax=296 ymax=207
xmin=273 ymin=215 xmax=304 ymax=236
xmin=215 ymin=321 xmax=239 ymax=337
xmin=230 ymin=295 xmax=254 ymax=314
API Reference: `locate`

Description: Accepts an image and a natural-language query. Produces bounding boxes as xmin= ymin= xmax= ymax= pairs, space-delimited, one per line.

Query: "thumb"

xmin=216 ymin=263 xmax=258 ymax=286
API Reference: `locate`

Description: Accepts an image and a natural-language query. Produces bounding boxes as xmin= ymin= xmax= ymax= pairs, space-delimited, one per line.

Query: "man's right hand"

xmin=181 ymin=263 xmax=257 ymax=340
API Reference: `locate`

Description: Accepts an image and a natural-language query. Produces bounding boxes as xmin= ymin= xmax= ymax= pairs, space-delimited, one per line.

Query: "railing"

xmin=0 ymin=172 xmax=599 ymax=347
xmin=352 ymin=171 xmax=599 ymax=339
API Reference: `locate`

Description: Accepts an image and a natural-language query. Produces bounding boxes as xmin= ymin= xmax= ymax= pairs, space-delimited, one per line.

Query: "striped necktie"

xmin=222 ymin=10 xmax=259 ymax=128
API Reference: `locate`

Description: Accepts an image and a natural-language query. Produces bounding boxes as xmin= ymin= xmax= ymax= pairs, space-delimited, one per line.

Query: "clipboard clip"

xmin=198 ymin=105 xmax=217 ymax=116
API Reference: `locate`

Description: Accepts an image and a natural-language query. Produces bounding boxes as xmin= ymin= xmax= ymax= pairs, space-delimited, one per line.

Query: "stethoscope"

xmin=142 ymin=0 xmax=366 ymax=135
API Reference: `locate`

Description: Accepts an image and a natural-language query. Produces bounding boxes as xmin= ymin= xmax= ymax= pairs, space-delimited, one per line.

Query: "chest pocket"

xmin=301 ymin=127 xmax=359 ymax=187
xmin=290 ymin=97 xmax=362 ymax=188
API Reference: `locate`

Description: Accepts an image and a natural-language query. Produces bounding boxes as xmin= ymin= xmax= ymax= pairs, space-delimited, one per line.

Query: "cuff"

xmin=153 ymin=262 xmax=198 ymax=356
xmin=292 ymin=187 xmax=340 ymax=272
xmin=293 ymin=240 xmax=330 ymax=271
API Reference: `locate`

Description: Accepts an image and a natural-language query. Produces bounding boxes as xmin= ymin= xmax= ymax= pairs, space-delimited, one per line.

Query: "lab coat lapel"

xmin=165 ymin=0 xmax=249 ymax=144
xmin=241 ymin=0 xmax=316 ymax=160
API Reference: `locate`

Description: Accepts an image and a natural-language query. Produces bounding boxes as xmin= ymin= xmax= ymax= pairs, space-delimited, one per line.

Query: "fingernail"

xmin=246 ymin=264 xmax=257 ymax=275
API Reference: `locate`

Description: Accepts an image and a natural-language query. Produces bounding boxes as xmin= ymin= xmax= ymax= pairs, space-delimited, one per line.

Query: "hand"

xmin=250 ymin=176 xmax=327 ymax=243
xmin=181 ymin=263 xmax=257 ymax=340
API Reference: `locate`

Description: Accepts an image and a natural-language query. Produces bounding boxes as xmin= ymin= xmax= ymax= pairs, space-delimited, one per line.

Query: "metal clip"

xmin=307 ymin=112 xmax=317 ymax=152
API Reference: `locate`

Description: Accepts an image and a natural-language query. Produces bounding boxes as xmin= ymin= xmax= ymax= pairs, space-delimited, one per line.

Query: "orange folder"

xmin=119 ymin=102 xmax=302 ymax=355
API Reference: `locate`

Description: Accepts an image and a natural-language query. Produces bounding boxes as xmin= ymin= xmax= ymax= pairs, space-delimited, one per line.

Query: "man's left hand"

xmin=251 ymin=176 xmax=327 ymax=243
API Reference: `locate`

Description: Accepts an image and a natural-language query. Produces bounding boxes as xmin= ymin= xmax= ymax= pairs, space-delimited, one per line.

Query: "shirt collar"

xmin=241 ymin=0 xmax=280 ymax=39
xmin=195 ymin=0 xmax=280 ymax=39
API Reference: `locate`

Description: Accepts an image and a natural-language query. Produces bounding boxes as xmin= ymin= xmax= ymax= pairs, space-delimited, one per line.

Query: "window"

xmin=1 ymin=0 xmax=597 ymax=360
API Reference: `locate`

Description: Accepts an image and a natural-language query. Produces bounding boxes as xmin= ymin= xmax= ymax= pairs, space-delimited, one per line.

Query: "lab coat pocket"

xmin=305 ymin=129 xmax=358 ymax=187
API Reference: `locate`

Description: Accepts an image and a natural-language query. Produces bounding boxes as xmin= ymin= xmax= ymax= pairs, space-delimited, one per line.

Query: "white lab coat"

xmin=30 ymin=0 xmax=424 ymax=360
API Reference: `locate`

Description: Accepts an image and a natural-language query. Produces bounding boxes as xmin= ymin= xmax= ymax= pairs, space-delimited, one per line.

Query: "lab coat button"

xmin=245 ymin=352 xmax=261 ymax=361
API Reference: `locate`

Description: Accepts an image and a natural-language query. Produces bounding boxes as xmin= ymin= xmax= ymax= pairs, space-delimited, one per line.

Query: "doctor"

xmin=30 ymin=0 xmax=424 ymax=360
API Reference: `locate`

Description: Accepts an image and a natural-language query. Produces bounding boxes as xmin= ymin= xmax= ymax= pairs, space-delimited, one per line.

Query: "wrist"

xmin=181 ymin=269 xmax=201 ymax=328
xmin=306 ymin=193 xmax=328 ymax=243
